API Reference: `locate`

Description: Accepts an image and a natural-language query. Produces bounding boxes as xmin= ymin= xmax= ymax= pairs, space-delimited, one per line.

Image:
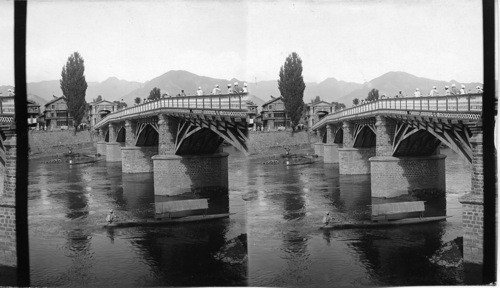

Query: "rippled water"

xmin=28 ymin=147 xmax=470 ymax=286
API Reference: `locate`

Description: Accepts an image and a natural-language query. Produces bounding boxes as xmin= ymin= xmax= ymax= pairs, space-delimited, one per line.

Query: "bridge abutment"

xmin=106 ymin=142 xmax=123 ymax=162
xmin=152 ymin=153 xmax=229 ymax=196
xmin=314 ymin=143 xmax=324 ymax=157
xmin=323 ymin=144 xmax=339 ymax=163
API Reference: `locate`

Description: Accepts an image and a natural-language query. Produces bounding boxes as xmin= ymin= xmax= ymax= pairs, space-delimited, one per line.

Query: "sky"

xmin=0 ymin=0 xmax=484 ymax=86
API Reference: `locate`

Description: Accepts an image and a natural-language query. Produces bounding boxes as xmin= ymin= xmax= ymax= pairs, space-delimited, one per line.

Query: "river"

xmin=28 ymin=146 xmax=470 ymax=286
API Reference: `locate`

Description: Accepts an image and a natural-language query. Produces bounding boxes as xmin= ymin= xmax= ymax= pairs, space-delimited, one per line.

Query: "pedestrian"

xmin=180 ymin=90 xmax=186 ymax=97
xmin=322 ymin=212 xmax=332 ymax=226
xmin=197 ymin=87 xmax=203 ymax=96
xmin=450 ymin=83 xmax=459 ymax=95
xmin=227 ymin=83 xmax=233 ymax=94
xmin=398 ymin=91 xmax=404 ymax=98
xmin=212 ymin=84 xmax=222 ymax=95
xmin=460 ymin=84 xmax=466 ymax=94
xmin=444 ymin=86 xmax=451 ymax=95
xmin=233 ymin=82 xmax=243 ymax=93
xmin=429 ymin=86 xmax=439 ymax=96
xmin=106 ymin=209 xmax=115 ymax=224
xmin=414 ymin=88 xmax=421 ymax=97
xmin=476 ymin=86 xmax=483 ymax=93
xmin=243 ymin=83 xmax=248 ymax=93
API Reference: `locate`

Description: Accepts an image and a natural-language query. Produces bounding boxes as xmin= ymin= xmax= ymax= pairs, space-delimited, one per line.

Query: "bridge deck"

xmin=312 ymin=93 xmax=482 ymax=130
xmin=94 ymin=93 xmax=249 ymax=129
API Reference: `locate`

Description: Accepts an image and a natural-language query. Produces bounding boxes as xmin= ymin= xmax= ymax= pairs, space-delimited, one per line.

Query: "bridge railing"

xmin=94 ymin=93 xmax=248 ymax=129
xmin=313 ymin=93 xmax=482 ymax=130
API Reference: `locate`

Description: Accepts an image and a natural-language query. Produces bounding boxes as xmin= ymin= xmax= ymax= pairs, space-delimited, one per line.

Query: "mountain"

xmin=336 ymin=71 xmax=484 ymax=105
xmin=306 ymin=78 xmax=363 ymax=103
xmin=86 ymin=77 xmax=142 ymax=102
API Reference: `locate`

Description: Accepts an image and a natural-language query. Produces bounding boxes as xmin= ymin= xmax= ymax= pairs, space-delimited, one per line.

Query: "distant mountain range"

xmin=0 ymin=70 xmax=483 ymax=110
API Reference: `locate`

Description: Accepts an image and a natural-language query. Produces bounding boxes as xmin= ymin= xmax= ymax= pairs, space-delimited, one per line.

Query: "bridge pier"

xmin=370 ymin=116 xmax=446 ymax=198
xmin=97 ymin=141 xmax=107 ymax=156
xmin=122 ymin=147 xmax=157 ymax=173
xmin=0 ymin=130 xmax=17 ymax=267
xmin=459 ymin=121 xmax=484 ymax=266
xmin=152 ymin=153 xmax=229 ymax=196
xmin=338 ymin=147 xmax=375 ymax=174
xmin=314 ymin=143 xmax=324 ymax=157
xmin=323 ymin=124 xmax=339 ymax=163
xmin=370 ymin=155 xmax=446 ymax=198
xmin=106 ymin=123 xmax=122 ymax=162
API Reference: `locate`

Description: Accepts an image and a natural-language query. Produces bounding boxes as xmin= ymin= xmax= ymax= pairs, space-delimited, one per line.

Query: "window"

xmin=51 ymin=105 xmax=55 ymax=109
xmin=274 ymin=113 xmax=284 ymax=118
xmin=268 ymin=105 xmax=273 ymax=110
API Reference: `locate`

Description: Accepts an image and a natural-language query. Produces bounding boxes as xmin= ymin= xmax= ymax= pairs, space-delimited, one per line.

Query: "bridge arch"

xmin=353 ymin=125 xmax=376 ymax=148
xmin=104 ymin=130 xmax=109 ymax=142
xmin=333 ymin=128 xmax=343 ymax=144
xmin=116 ymin=127 xmax=125 ymax=143
xmin=136 ymin=123 xmax=159 ymax=147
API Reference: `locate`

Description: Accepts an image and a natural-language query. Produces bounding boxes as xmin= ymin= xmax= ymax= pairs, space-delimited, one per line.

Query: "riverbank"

xmin=28 ymin=130 xmax=316 ymax=159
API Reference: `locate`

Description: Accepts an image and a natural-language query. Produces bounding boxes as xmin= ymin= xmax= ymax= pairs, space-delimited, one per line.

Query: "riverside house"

xmin=260 ymin=96 xmax=290 ymax=131
xmin=88 ymin=100 xmax=119 ymax=128
xmin=306 ymin=101 xmax=336 ymax=128
xmin=42 ymin=96 xmax=72 ymax=130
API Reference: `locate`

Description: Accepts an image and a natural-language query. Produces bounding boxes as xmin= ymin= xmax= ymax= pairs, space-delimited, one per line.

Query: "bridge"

xmin=93 ymin=93 xmax=249 ymax=196
xmin=310 ymin=93 xmax=484 ymax=266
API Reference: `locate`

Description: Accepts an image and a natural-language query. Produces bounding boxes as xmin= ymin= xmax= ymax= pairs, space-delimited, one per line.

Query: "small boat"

xmin=285 ymin=158 xmax=316 ymax=166
xmin=103 ymin=213 xmax=231 ymax=228
xmin=320 ymin=216 xmax=451 ymax=230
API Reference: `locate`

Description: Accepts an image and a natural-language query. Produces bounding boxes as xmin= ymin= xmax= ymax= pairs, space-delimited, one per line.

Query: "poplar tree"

xmin=60 ymin=52 xmax=88 ymax=133
xmin=278 ymin=52 xmax=306 ymax=131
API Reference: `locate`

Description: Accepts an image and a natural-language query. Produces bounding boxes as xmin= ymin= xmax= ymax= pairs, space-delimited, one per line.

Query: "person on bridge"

xmin=227 ymin=84 xmax=233 ymax=94
xmin=429 ymin=86 xmax=439 ymax=96
xmin=460 ymin=84 xmax=466 ymax=94
xmin=212 ymin=84 xmax=222 ymax=95
xmin=450 ymin=83 xmax=459 ymax=95
xmin=233 ymin=82 xmax=243 ymax=93
xmin=414 ymin=88 xmax=421 ymax=97
xmin=397 ymin=91 xmax=404 ymax=98
xmin=243 ymin=83 xmax=248 ymax=93
xmin=476 ymin=86 xmax=483 ymax=93
xmin=180 ymin=90 xmax=186 ymax=97
xmin=444 ymin=86 xmax=451 ymax=95
xmin=197 ymin=87 xmax=204 ymax=96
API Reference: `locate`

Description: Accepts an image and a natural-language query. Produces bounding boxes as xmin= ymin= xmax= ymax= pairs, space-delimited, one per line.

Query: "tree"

xmin=312 ymin=96 xmax=321 ymax=104
xmin=366 ymin=88 xmax=379 ymax=101
xmin=353 ymin=98 xmax=359 ymax=105
xmin=278 ymin=52 xmax=306 ymax=131
xmin=134 ymin=97 xmax=141 ymax=105
xmin=96 ymin=95 xmax=102 ymax=102
xmin=113 ymin=100 xmax=127 ymax=110
xmin=332 ymin=101 xmax=346 ymax=111
xmin=60 ymin=52 xmax=88 ymax=133
xmin=148 ymin=87 xmax=161 ymax=101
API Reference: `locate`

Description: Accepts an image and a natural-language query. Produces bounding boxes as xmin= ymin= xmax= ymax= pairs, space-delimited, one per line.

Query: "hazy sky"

xmin=0 ymin=0 xmax=484 ymax=86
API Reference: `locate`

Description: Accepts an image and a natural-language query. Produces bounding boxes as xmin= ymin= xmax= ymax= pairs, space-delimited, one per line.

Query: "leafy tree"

xmin=148 ymin=87 xmax=161 ymax=101
xmin=60 ymin=52 xmax=88 ymax=133
xmin=312 ymin=96 xmax=321 ymax=104
xmin=332 ymin=101 xmax=346 ymax=111
xmin=278 ymin=52 xmax=306 ymax=132
xmin=96 ymin=95 xmax=102 ymax=102
xmin=366 ymin=88 xmax=379 ymax=101
xmin=353 ymin=98 xmax=359 ymax=105
xmin=113 ymin=100 xmax=127 ymax=110
xmin=134 ymin=97 xmax=141 ymax=105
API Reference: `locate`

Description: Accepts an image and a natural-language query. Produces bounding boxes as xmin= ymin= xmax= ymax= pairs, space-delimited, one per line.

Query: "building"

xmin=88 ymin=100 xmax=119 ymax=128
xmin=43 ymin=96 xmax=72 ymax=130
xmin=27 ymin=99 xmax=40 ymax=129
xmin=246 ymin=101 xmax=258 ymax=130
xmin=306 ymin=101 xmax=336 ymax=128
xmin=260 ymin=96 xmax=290 ymax=131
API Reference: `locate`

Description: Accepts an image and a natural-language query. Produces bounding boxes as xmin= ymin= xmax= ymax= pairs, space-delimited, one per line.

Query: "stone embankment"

xmin=28 ymin=130 xmax=96 ymax=159
xmin=28 ymin=129 xmax=317 ymax=159
xmin=247 ymin=131 xmax=318 ymax=156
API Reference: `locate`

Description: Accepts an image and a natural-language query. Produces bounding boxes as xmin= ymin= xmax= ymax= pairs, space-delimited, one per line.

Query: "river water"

xmin=28 ymin=146 xmax=470 ymax=286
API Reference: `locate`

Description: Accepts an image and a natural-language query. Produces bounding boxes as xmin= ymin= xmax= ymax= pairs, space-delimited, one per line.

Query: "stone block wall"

xmin=338 ymin=147 xmax=375 ymax=174
xmin=370 ymin=155 xmax=446 ymax=198
xmin=0 ymin=202 xmax=16 ymax=266
xmin=122 ymin=146 xmax=158 ymax=173
xmin=153 ymin=152 xmax=229 ymax=196
xmin=460 ymin=195 xmax=484 ymax=264
xmin=28 ymin=130 xmax=93 ymax=154
xmin=314 ymin=143 xmax=324 ymax=157
xmin=323 ymin=143 xmax=339 ymax=163
xmin=96 ymin=141 xmax=107 ymax=155
xmin=106 ymin=142 xmax=124 ymax=162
